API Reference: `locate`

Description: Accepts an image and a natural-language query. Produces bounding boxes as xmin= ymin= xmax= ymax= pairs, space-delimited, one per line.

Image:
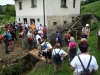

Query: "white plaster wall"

xmin=45 ymin=0 xmax=81 ymax=16
xmin=15 ymin=0 xmax=43 ymax=16
xmin=16 ymin=16 xmax=44 ymax=28
xmin=15 ymin=0 xmax=44 ymax=28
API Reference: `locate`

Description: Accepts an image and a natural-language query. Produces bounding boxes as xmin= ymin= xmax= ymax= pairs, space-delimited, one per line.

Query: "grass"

xmin=81 ymin=1 xmax=100 ymax=18
xmin=27 ymin=28 xmax=100 ymax=75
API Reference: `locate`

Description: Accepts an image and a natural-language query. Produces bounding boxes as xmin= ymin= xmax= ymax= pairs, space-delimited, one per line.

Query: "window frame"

xmin=61 ymin=0 xmax=67 ymax=8
xmin=73 ymin=0 xmax=76 ymax=8
xmin=37 ymin=18 xmax=40 ymax=22
xmin=31 ymin=0 xmax=37 ymax=8
xmin=53 ymin=22 xmax=57 ymax=25
xmin=19 ymin=2 xmax=22 ymax=10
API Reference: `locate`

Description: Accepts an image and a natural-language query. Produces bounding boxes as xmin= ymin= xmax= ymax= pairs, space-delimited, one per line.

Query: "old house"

xmin=15 ymin=0 xmax=81 ymax=35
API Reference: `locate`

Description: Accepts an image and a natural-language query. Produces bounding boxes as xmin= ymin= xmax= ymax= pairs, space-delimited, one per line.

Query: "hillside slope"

xmin=81 ymin=1 xmax=100 ymax=18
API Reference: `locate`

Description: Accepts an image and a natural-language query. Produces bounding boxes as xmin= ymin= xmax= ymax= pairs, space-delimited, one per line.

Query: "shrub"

xmin=90 ymin=22 xmax=99 ymax=31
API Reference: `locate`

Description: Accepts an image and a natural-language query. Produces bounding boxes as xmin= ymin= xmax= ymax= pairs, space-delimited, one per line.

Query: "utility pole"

xmin=43 ymin=0 xmax=45 ymax=26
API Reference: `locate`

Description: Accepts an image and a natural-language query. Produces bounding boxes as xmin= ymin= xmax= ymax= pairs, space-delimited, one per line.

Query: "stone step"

xmin=29 ymin=49 xmax=45 ymax=61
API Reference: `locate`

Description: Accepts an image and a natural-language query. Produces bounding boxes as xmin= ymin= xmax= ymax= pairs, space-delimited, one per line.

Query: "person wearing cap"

xmin=81 ymin=24 xmax=90 ymax=39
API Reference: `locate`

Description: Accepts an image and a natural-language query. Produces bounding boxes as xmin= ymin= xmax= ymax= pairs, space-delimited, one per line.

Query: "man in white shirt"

xmin=81 ymin=24 xmax=90 ymax=39
xmin=36 ymin=31 xmax=42 ymax=57
xmin=71 ymin=41 xmax=98 ymax=75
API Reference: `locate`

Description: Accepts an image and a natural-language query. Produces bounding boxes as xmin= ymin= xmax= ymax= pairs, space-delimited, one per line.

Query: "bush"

xmin=1 ymin=60 xmax=25 ymax=75
xmin=0 ymin=15 xmax=5 ymax=20
xmin=90 ymin=22 xmax=99 ymax=31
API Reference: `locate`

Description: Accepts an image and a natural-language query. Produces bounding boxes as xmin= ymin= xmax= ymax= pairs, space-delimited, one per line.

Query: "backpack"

xmin=69 ymin=43 xmax=76 ymax=56
xmin=42 ymin=42 xmax=48 ymax=50
xmin=53 ymin=49 xmax=62 ymax=64
xmin=78 ymin=55 xmax=92 ymax=75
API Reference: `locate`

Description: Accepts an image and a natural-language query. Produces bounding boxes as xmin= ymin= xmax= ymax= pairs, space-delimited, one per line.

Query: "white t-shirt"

xmin=36 ymin=34 xmax=41 ymax=44
xmin=52 ymin=48 xmax=67 ymax=60
xmin=25 ymin=23 xmax=29 ymax=28
xmin=71 ymin=54 xmax=98 ymax=73
xmin=41 ymin=42 xmax=52 ymax=52
xmin=27 ymin=31 xmax=32 ymax=38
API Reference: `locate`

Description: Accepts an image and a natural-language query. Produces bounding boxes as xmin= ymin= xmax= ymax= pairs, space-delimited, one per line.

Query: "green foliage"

xmin=90 ymin=22 xmax=100 ymax=31
xmin=81 ymin=1 xmax=100 ymax=19
xmin=1 ymin=60 xmax=25 ymax=75
xmin=5 ymin=4 xmax=16 ymax=17
xmin=81 ymin=0 xmax=99 ymax=5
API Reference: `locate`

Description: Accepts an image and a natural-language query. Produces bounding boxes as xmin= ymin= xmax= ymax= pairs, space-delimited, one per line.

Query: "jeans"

xmin=22 ymin=37 xmax=25 ymax=47
xmin=4 ymin=39 xmax=9 ymax=53
xmin=28 ymin=39 xmax=33 ymax=50
xmin=33 ymin=40 xmax=37 ymax=48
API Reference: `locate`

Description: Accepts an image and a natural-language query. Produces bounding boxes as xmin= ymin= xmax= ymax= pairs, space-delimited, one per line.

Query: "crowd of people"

xmin=0 ymin=22 xmax=99 ymax=75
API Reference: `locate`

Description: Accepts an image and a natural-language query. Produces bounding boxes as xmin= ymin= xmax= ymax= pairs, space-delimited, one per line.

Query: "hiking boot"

xmin=5 ymin=52 xmax=9 ymax=54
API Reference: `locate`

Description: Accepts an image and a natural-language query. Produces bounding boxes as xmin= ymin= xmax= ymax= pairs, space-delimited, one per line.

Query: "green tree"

xmin=5 ymin=4 xmax=16 ymax=17
xmin=0 ymin=5 xmax=4 ymax=14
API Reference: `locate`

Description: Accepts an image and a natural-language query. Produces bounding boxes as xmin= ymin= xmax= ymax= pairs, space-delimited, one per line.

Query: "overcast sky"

xmin=0 ymin=0 xmax=15 ymax=5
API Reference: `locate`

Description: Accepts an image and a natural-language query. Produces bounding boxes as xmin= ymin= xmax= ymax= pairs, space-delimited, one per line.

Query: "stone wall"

xmin=47 ymin=15 xmax=79 ymax=36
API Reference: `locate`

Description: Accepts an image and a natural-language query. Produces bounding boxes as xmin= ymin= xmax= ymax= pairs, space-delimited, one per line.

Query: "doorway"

xmin=30 ymin=19 xmax=35 ymax=25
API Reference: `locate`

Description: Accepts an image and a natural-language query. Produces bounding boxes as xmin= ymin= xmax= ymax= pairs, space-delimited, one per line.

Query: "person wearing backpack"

xmin=41 ymin=38 xmax=52 ymax=64
xmin=70 ymin=41 xmax=98 ymax=75
xmin=52 ymin=43 xmax=68 ymax=75
xmin=67 ymin=37 xmax=77 ymax=62
xmin=56 ymin=31 xmax=63 ymax=47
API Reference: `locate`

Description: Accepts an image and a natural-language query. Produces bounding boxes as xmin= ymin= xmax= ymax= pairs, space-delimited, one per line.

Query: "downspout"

xmin=43 ymin=0 xmax=45 ymax=26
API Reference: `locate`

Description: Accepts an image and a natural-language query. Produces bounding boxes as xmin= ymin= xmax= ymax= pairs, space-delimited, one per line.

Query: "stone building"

xmin=15 ymin=0 xmax=81 ymax=36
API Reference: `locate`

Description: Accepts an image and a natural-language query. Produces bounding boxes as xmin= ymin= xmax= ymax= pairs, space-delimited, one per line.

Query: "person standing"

xmin=3 ymin=29 xmax=10 ymax=54
xmin=65 ymin=32 xmax=71 ymax=46
xmin=43 ymin=25 xmax=47 ymax=39
xmin=27 ymin=29 xmax=33 ymax=50
xmin=81 ymin=24 xmax=90 ymax=39
xmin=97 ymin=29 xmax=100 ymax=50
xmin=36 ymin=31 xmax=42 ymax=57
xmin=41 ymin=38 xmax=52 ymax=64
xmin=67 ymin=37 xmax=77 ymax=62
xmin=70 ymin=41 xmax=98 ymax=75
xmin=52 ymin=43 xmax=67 ymax=75
xmin=56 ymin=31 xmax=63 ymax=47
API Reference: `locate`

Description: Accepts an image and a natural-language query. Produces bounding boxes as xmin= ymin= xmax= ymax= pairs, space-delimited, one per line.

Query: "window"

xmin=23 ymin=18 xmax=27 ymax=23
xmin=19 ymin=2 xmax=22 ymax=10
xmin=37 ymin=18 xmax=40 ymax=22
xmin=53 ymin=22 xmax=57 ymax=25
xmin=19 ymin=18 xmax=20 ymax=22
xmin=73 ymin=0 xmax=76 ymax=8
xmin=64 ymin=21 xmax=67 ymax=24
xmin=31 ymin=0 xmax=37 ymax=8
xmin=61 ymin=0 xmax=67 ymax=8
xmin=72 ymin=17 xmax=75 ymax=22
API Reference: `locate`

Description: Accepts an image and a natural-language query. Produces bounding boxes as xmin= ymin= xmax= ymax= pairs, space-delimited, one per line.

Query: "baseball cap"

xmin=86 ymin=24 xmax=89 ymax=26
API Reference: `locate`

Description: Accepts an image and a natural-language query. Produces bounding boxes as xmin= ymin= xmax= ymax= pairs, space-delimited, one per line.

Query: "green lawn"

xmin=81 ymin=1 xmax=100 ymax=18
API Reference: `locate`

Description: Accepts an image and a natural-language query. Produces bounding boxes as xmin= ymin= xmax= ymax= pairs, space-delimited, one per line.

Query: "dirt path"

xmin=0 ymin=39 xmax=28 ymax=65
